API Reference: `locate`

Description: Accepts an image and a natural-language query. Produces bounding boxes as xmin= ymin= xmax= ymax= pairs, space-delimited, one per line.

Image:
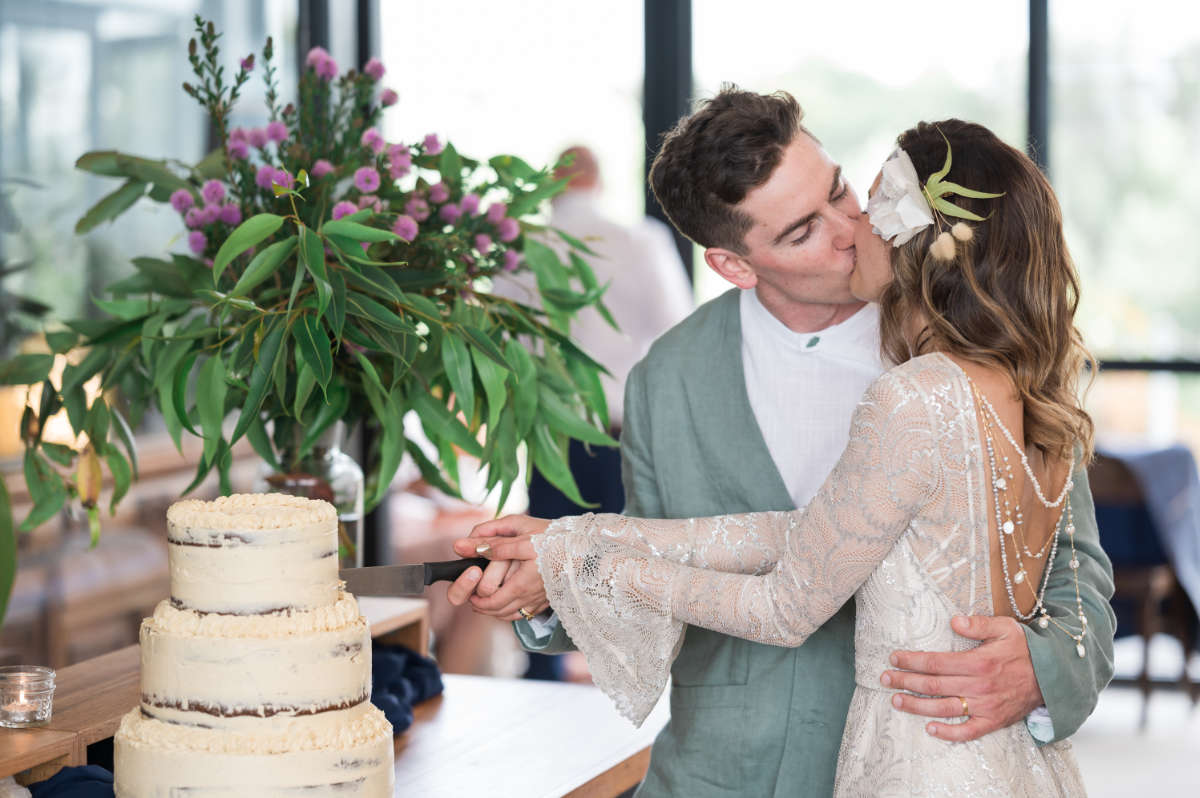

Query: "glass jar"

xmin=0 ymin=665 xmax=55 ymax=727
xmin=254 ymin=422 xmax=365 ymax=569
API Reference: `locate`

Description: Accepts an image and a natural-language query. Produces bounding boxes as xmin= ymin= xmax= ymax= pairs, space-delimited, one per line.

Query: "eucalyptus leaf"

xmin=410 ymin=390 xmax=482 ymax=457
xmin=0 ymin=354 xmax=53 ymax=386
xmin=196 ymin=356 xmax=228 ymax=464
xmin=441 ymin=334 xmax=474 ymax=420
xmin=230 ymin=236 xmax=297 ymax=297
xmin=75 ymin=179 xmax=147 ymax=234
xmin=231 ymin=319 xmax=285 ymax=444
xmin=0 ymin=481 xmax=15 ymax=628
xmin=294 ymin=314 xmax=333 ymax=389
xmin=322 ymin=219 xmax=398 ymax=243
xmin=212 ymin=213 xmax=285 ymax=283
xmin=529 ymin=424 xmax=590 ymax=507
xmin=105 ymin=450 xmax=132 ymax=514
xmin=538 ymin=384 xmax=617 ymax=447
xmin=472 ymin=346 xmax=508 ymax=432
xmin=19 ymin=450 xmax=67 ymax=533
xmin=45 ymin=330 xmax=79 ymax=355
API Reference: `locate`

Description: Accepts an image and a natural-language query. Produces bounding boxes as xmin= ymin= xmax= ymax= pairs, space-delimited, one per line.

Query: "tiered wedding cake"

xmin=114 ymin=493 xmax=394 ymax=797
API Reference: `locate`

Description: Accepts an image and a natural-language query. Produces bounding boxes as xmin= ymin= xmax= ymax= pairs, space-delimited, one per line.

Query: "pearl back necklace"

xmin=969 ymin=379 xmax=1089 ymax=658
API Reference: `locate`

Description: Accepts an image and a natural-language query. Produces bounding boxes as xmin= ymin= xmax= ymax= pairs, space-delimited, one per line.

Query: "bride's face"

xmin=848 ymin=171 xmax=894 ymax=302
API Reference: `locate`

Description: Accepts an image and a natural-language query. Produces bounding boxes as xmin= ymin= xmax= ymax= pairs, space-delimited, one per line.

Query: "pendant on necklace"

xmin=1013 ymin=569 xmax=1026 ymax=584
xmin=1076 ymin=643 xmax=1086 ymax=658
xmin=1038 ymin=615 xmax=1049 ymax=629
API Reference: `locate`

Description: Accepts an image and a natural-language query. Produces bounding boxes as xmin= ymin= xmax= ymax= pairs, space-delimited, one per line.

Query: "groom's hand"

xmin=881 ymin=615 xmax=1044 ymax=742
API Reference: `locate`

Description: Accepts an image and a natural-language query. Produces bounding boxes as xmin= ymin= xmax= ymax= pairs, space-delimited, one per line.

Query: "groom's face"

xmin=717 ymin=134 xmax=862 ymax=310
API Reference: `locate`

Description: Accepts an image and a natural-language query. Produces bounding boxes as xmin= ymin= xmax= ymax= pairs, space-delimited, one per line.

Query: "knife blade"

xmin=338 ymin=558 xmax=490 ymax=597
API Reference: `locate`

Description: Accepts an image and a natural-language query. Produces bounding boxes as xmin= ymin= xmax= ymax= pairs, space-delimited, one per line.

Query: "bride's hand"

xmin=445 ymin=516 xmax=551 ymax=618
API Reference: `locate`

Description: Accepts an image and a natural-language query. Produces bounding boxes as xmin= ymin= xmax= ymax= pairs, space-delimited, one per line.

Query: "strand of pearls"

xmin=970 ymin=380 xmax=1089 ymax=658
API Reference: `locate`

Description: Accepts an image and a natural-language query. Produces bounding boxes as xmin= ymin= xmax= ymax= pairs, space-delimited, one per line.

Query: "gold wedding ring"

xmin=958 ymin=696 xmax=969 ymax=718
xmin=474 ymin=542 xmax=492 ymax=556
xmin=518 ymin=607 xmax=536 ymax=621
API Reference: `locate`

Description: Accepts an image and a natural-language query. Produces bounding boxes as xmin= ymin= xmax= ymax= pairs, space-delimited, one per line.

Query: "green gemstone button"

xmin=806 ymin=336 xmax=820 ymax=348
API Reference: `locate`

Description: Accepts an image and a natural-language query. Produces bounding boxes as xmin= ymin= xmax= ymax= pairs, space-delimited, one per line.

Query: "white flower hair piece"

xmin=867 ymin=148 xmax=935 ymax=247
xmin=867 ymin=134 xmax=1005 ymax=250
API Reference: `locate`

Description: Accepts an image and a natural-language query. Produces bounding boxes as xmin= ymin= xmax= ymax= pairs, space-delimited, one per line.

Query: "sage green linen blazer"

xmin=516 ymin=289 xmax=1115 ymax=797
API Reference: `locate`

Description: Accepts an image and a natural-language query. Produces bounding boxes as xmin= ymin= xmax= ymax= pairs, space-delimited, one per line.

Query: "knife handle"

xmin=425 ymin=558 xmax=491 ymax=585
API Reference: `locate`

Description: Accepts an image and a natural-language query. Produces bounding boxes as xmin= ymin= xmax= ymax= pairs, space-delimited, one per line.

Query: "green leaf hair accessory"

xmin=921 ymin=130 xmax=1004 ymax=222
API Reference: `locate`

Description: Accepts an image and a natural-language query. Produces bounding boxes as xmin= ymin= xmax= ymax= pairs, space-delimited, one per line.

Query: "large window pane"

xmin=1051 ymin=1 xmax=1200 ymax=360
xmin=0 ymin=1 xmax=296 ymax=326
xmin=692 ymin=2 xmax=1028 ymax=302
xmin=378 ymin=3 xmax=644 ymax=226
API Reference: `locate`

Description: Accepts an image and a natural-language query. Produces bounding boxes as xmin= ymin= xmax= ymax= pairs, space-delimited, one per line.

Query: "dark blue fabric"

xmin=526 ymin=436 xmax=624 ymax=681
xmin=27 ymin=765 xmax=113 ymax=798
xmin=370 ymin=643 xmax=443 ymax=733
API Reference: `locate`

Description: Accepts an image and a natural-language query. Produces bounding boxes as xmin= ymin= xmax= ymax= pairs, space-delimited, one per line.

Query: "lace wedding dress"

xmin=533 ymin=353 xmax=1086 ymax=796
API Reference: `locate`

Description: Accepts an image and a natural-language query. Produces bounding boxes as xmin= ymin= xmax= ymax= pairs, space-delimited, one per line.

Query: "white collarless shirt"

xmin=739 ymin=289 xmax=885 ymax=509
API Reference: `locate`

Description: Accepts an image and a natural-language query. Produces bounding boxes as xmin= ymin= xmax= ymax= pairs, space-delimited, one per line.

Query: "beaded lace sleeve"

xmin=531 ymin=368 xmax=940 ymax=724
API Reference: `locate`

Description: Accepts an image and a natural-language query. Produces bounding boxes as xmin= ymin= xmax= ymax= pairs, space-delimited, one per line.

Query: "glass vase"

xmin=254 ymin=421 xmax=365 ymax=569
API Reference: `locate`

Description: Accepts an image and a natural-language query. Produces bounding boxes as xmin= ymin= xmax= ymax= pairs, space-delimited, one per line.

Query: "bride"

xmin=459 ymin=119 xmax=1094 ymax=795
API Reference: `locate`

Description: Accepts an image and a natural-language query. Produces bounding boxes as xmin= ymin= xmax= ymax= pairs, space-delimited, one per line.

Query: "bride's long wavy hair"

xmin=878 ymin=119 xmax=1094 ymax=463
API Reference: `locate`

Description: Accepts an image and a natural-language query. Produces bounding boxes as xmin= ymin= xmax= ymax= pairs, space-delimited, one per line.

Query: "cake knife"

xmin=338 ymin=558 xmax=491 ymax=596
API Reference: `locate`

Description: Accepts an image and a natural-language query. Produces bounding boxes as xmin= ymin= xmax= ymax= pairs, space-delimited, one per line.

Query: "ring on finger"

xmin=518 ymin=607 xmax=536 ymax=621
xmin=958 ymin=696 xmax=969 ymax=718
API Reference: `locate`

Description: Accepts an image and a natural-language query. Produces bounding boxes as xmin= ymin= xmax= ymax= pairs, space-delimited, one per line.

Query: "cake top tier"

xmin=167 ymin=493 xmax=336 ymax=530
xmin=166 ymin=493 xmax=340 ymax=615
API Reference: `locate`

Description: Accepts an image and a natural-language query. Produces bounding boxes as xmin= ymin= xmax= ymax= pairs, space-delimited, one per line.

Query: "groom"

xmin=450 ymin=87 xmax=1116 ymax=796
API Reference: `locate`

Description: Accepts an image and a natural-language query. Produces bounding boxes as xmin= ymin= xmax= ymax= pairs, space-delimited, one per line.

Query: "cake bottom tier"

xmin=113 ymin=702 xmax=394 ymax=797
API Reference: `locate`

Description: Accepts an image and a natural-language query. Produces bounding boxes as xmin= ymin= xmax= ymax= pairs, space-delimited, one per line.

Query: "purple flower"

xmin=201 ymin=180 xmax=226 ymax=205
xmin=439 ymin=203 xmax=462 ymax=224
xmin=274 ymin=169 xmax=295 ymax=190
xmin=423 ymin=134 xmax=443 ymax=155
xmin=170 ymin=189 xmax=194 ymax=213
xmin=316 ymin=56 xmax=338 ymax=81
xmin=474 ymin=233 xmax=493 ymax=253
xmin=485 ymin=203 xmax=507 ymax=224
xmin=266 ymin=120 xmax=288 ymax=143
xmin=460 ymin=193 xmax=481 ymax=215
xmin=497 ymin=217 xmax=520 ymax=243
xmin=354 ymin=167 xmax=381 ymax=193
xmin=188 ymin=230 xmax=207 ymax=254
xmin=255 ymin=165 xmax=276 ymax=190
xmin=248 ymin=127 xmax=268 ymax=149
xmin=405 ymin=197 xmax=430 ymax=222
xmin=357 ymin=194 xmax=382 ymax=212
xmin=311 ymin=159 xmax=334 ymax=179
xmin=392 ymin=214 xmax=418 ymax=242
xmin=363 ymin=58 xmax=385 ymax=81
xmin=332 ymin=201 xmax=358 ymax=221
xmin=226 ymin=139 xmax=249 ymax=160
xmin=184 ymin=207 xmax=203 ymax=228
xmin=240 ymin=55 xmax=255 ymax=72
xmin=229 ymin=127 xmax=248 ymax=142
xmin=199 ymin=204 xmax=222 ymax=225
xmin=361 ymin=127 xmax=385 ymax=154
xmin=388 ymin=150 xmax=412 ymax=180
xmin=502 ymin=249 xmax=521 ymax=272
xmin=380 ymin=88 xmax=398 ymax=107
xmin=428 ymin=182 xmax=449 ymax=204
xmin=305 ymin=47 xmax=330 ymax=69
xmin=219 ymin=204 xmax=242 ymax=226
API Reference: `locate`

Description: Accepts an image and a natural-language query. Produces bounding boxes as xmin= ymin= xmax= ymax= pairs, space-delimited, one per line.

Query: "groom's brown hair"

xmin=649 ymin=86 xmax=814 ymax=254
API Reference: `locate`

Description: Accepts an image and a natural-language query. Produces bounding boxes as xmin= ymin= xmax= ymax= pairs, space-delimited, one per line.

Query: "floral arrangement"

xmin=0 ymin=17 xmax=614 ymax=623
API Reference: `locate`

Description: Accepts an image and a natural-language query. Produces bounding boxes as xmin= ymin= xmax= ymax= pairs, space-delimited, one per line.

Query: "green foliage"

xmin=0 ymin=17 xmax=615 ymax=629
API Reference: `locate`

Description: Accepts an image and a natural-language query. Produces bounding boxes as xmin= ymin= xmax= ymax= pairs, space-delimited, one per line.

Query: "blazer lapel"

xmin=681 ymin=290 xmax=795 ymax=513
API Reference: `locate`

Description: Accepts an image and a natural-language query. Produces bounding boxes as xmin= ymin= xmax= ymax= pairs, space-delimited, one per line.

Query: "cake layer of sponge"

xmin=166 ymin=494 xmax=339 ymax=615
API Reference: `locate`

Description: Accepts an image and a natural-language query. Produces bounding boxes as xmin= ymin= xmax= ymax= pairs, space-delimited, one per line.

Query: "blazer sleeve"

xmin=1022 ymin=462 xmax=1117 ymax=742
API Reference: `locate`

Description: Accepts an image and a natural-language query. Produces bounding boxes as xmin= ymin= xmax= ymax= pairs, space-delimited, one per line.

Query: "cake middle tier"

xmin=139 ymin=593 xmax=371 ymax=730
